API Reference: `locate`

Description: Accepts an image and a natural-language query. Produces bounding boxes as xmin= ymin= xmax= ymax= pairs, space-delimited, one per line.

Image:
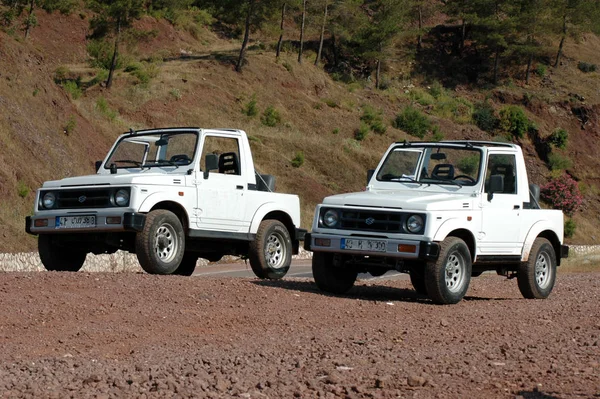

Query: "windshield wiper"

xmin=390 ymin=176 xmax=422 ymax=185
xmin=426 ymin=179 xmax=463 ymax=188
xmin=114 ymin=159 xmax=142 ymax=167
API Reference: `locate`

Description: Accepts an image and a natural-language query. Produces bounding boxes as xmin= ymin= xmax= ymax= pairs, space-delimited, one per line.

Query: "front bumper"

xmin=26 ymin=211 xmax=146 ymax=235
xmin=304 ymin=232 xmax=440 ymax=261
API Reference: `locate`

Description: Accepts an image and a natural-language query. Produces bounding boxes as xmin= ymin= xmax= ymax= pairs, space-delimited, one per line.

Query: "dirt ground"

xmin=0 ymin=270 xmax=598 ymax=399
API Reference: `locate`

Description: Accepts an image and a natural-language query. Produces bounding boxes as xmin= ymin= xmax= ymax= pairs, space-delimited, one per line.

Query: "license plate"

xmin=55 ymin=215 xmax=96 ymax=229
xmin=341 ymin=238 xmax=386 ymax=252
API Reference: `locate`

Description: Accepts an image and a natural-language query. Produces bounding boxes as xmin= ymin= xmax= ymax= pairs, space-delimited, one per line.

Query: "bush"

xmin=548 ymin=152 xmax=572 ymax=171
xmin=332 ymin=128 xmax=340 ymax=135
xmin=64 ymin=115 xmax=77 ymax=135
xmin=429 ymin=81 xmax=444 ymax=99
xmin=577 ymin=61 xmax=597 ymax=73
xmin=243 ymin=95 xmax=258 ymax=117
xmin=62 ymin=80 xmax=82 ymax=100
xmin=41 ymin=0 xmax=78 ymax=14
xmin=564 ymin=218 xmax=576 ymax=238
xmin=540 ymin=174 xmax=583 ymax=217
xmin=291 ymin=151 xmax=304 ymax=168
xmin=87 ymin=39 xmax=117 ymax=70
xmin=457 ymin=155 xmax=479 ymax=175
xmin=392 ymin=106 xmax=432 ymax=138
xmin=125 ymin=61 xmax=159 ymax=85
xmin=54 ymin=66 xmax=70 ymax=82
xmin=261 ymin=106 xmax=281 ymax=127
xmin=472 ymin=102 xmax=498 ymax=132
xmin=430 ymin=126 xmax=444 ymax=142
xmin=96 ymin=97 xmax=117 ymax=121
xmin=409 ymin=88 xmax=435 ymax=106
xmin=499 ymin=105 xmax=532 ymax=139
xmin=433 ymin=96 xmax=473 ymax=124
xmin=361 ymin=106 xmax=386 ymax=134
xmin=535 ymin=64 xmax=547 ymax=77
xmin=323 ymin=98 xmax=338 ymax=108
xmin=354 ymin=123 xmax=369 ymax=141
xmin=17 ymin=180 xmax=29 ymax=198
xmin=548 ymin=128 xmax=568 ymax=149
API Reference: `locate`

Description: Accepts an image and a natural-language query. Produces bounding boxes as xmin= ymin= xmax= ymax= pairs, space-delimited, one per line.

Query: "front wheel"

xmin=408 ymin=262 xmax=428 ymax=295
xmin=173 ymin=252 xmax=198 ymax=276
xmin=517 ymin=237 xmax=557 ymax=299
xmin=424 ymin=237 xmax=472 ymax=304
xmin=39 ymin=235 xmax=86 ymax=272
xmin=136 ymin=210 xmax=185 ymax=275
xmin=312 ymin=252 xmax=357 ymax=295
xmin=248 ymin=220 xmax=292 ymax=280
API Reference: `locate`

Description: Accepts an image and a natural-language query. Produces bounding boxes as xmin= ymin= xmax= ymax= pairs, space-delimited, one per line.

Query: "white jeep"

xmin=26 ymin=127 xmax=306 ymax=278
xmin=305 ymin=141 xmax=569 ymax=304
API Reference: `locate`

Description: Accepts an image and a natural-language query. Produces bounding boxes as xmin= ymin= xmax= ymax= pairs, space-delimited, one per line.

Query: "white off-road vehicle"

xmin=305 ymin=141 xmax=568 ymax=304
xmin=26 ymin=128 xmax=305 ymax=278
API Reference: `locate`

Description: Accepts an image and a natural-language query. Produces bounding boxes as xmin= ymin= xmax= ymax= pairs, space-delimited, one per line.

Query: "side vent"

xmin=173 ymin=179 xmax=182 ymax=185
xmin=462 ymin=203 xmax=470 ymax=208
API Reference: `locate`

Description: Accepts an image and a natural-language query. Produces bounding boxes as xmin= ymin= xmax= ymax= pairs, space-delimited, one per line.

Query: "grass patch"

xmin=95 ymin=97 xmax=118 ymax=121
xmin=548 ymin=152 xmax=573 ymax=171
xmin=64 ymin=115 xmax=77 ymax=135
xmin=291 ymin=151 xmax=304 ymax=168
xmin=392 ymin=106 xmax=432 ymax=139
xmin=354 ymin=123 xmax=369 ymax=141
xmin=17 ymin=180 xmax=29 ymax=198
xmin=243 ymin=94 xmax=258 ymax=117
xmin=261 ymin=106 xmax=281 ymax=127
xmin=62 ymin=80 xmax=82 ymax=100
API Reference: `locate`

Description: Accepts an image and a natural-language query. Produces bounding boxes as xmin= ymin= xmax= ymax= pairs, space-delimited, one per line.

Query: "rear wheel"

xmin=312 ymin=252 xmax=357 ymax=295
xmin=136 ymin=210 xmax=185 ymax=275
xmin=424 ymin=237 xmax=472 ymax=304
xmin=39 ymin=235 xmax=86 ymax=272
xmin=249 ymin=220 xmax=292 ymax=280
xmin=517 ymin=237 xmax=556 ymax=299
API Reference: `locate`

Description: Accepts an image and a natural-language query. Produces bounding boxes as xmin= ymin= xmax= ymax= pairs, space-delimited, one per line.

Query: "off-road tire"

xmin=136 ymin=210 xmax=185 ymax=275
xmin=424 ymin=237 xmax=472 ymax=304
xmin=408 ymin=263 xmax=428 ymax=295
xmin=312 ymin=252 xmax=357 ymax=295
xmin=38 ymin=235 xmax=86 ymax=272
xmin=173 ymin=252 xmax=197 ymax=276
xmin=249 ymin=219 xmax=292 ymax=280
xmin=517 ymin=237 xmax=557 ymax=299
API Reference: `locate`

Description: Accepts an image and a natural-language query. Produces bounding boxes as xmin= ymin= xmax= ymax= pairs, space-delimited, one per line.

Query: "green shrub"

xmin=371 ymin=120 xmax=387 ymax=134
xmin=409 ymin=88 xmax=435 ymax=106
xmin=88 ymin=69 xmax=109 ymax=87
xmin=577 ymin=61 xmax=597 ymax=73
xmin=41 ymin=0 xmax=78 ymax=14
xmin=548 ymin=153 xmax=572 ymax=171
xmin=243 ymin=95 xmax=258 ymax=117
xmin=87 ymin=39 xmax=117 ymax=70
xmin=291 ymin=151 xmax=304 ymax=168
xmin=535 ymin=64 xmax=547 ymax=77
xmin=548 ymin=128 xmax=568 ymax=149
xmin=125 ymin=61 xmax=159 ymax=85
xmin=62 ymin=80 xmax=82 ymax=100
xmin=457 ymin=155 xmax=479 ymax=175
xmin=360 ymin=105 xmax=386 ymax=134
xmin=323 ymin=98 xmax=338 ymax=108
xmin=261 ymin=106 xmax=281 ymax=127
xmin=332 ymin=128 xmax=340 ymax=135
xmin=564 ymin=218 xmax=576 ymax=238
xmin=430 ymin=126 xmax=444 ymax=142
xmin=472 ymin=102 xmax=498 ymax=132
xmin=282 ymin=62 xmax=293 ymax=73
xmin=354 ymin=123 xmax=369 ymax=141
xmin=64 ymin=115 xmax=77 ymax=135
xmin=54 ymin=66 xmax=70 ymax=82
xmin=96 ymin=97 xmax=117 ymax=121
xmin=433 ymin=96 xmax=473 ymax=124
xmin=499 ymin=105 xmax=532 ymax=139
xmin=429 ymin=81 xmax=444 ymax=99
xmin=17 ymin=180 xmax=29 ymax=198
xmin=392 ymin=106 xmax=432 ymax=138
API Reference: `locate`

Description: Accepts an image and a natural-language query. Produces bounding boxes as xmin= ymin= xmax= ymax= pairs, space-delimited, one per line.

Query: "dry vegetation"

xmin=1 ymin=11 xmax=600 ymax=253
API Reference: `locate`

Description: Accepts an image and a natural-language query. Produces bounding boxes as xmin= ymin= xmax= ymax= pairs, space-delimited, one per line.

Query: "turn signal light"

xmin=106 ymin=217 xmax=122 ymax=225
xmin=398 ymin=244 xmax=417 ymax=253
xmin=34 ymin=219 xmax=48 ymax=227
xmin=315 ymin=238 xmax=331 ymax=247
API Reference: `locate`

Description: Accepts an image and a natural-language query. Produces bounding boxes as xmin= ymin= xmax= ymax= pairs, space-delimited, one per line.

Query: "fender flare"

xmin=249 ymin=202 xmax=297 ymax=235
xmin=520 ymin=220 xmax=561 ymax=262
xmin=433 ymin=218 xmax=477 ymax=259
xmin=138 ymin=191 xmax=193 ymax=221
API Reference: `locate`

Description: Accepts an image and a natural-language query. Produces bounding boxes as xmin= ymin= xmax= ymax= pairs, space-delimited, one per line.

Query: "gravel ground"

xmin=0 ymin=271 xmax=598 ymax=399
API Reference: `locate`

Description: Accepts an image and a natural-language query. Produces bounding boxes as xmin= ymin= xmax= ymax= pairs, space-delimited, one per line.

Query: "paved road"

xmin=193 ymin=259 xmax=409 ymax=281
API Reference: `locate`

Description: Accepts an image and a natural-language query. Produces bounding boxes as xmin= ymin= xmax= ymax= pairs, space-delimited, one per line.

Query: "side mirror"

xmin=487 ymin=174 xmax=504 ymax=201
xmin=204 ymin=154 xmax=219 ymax=179
xmin=367 ymin=169 xmax=375 ymax=185
xmin=95 ymin=160 xmax=102 ymax=172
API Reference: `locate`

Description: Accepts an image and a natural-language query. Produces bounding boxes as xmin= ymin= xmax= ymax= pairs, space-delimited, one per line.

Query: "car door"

xmin=195 ymin=135 xmax=247 ymax=232
xmin=479 ymin=152 xmax=522 ymax=255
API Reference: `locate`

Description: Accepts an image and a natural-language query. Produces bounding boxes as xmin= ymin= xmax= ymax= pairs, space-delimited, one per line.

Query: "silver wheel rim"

xmin=264 ymin=231 xmax=287 ymax=270
xmin=444 ymin=251 xmax=466 ymax=293
xmin=154 ymin=223 xmax=178 ymax=263
xmin=535 ymin=251 xmax=551 ymax=289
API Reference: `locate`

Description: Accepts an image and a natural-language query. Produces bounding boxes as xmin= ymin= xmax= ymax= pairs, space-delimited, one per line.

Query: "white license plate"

xmin=55 ymin=215 xmax=96 ymax=229
xmin=341 ymin=238 xmax=386 ymax=252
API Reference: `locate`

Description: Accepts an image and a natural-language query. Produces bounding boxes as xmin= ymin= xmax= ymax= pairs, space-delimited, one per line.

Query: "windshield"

xmin=377 ymin=145 xmax=482 ymax=186
xmin=104 ymin=131 xmax=198 ymax=170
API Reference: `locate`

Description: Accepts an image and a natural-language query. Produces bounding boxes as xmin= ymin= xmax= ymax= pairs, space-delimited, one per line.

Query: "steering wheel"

xmin=454 ymin=175 xmax=476 ymax=183
xmin=170 ymin=154 xmax=191 ymax=163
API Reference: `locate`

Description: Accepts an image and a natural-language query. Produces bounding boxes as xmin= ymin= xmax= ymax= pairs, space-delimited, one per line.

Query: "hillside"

xmin=1 ymin=10 xmax=600 ymax=253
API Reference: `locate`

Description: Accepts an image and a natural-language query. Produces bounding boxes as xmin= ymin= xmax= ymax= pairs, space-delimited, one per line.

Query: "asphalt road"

xmin=192 ymin=259 xmax=409 ymax=281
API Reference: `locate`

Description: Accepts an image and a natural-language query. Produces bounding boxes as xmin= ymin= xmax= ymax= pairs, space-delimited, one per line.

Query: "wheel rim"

xmin=444 ymin=251 xmax=466 ymax=293
xmin=535 ymin=251 xmax=552 ymax=289
xmin=154 ymin=223 xmax=178 ymax=263
xmin=264 ymin=231 xmax=287 ymax=269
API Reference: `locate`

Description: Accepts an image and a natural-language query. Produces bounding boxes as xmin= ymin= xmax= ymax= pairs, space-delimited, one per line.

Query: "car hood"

xmin=41 ymin=171 xmax=188 ymax=188
xmin=322 ymin=188 xmax=477 ymax=211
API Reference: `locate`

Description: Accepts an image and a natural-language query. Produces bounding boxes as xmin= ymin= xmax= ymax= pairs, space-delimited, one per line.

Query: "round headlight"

xmin=114 ymin=189 xmax=130 ymax=206
xmin=322 ymin=209 xmax=339 ymax=228
xmin=406 ymin=215 xmax=424 ymax=233
xmin=42 ymin=192 xmax=56 ymax=209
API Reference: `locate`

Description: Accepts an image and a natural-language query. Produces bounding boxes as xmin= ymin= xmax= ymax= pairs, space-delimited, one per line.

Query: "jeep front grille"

xmin=340 ymin=210 xmax=404 ymax=233
xmin=56 ymin=189 xmax=112 ymax=209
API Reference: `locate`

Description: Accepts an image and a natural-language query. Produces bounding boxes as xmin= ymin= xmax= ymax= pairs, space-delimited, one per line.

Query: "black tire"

xmin=424 ymin=237 xmax=472 ymax=305
xmin=38 ymin=235 xmax=86 ymax=272
xmin=312 ymin=252 xmax=357 ymax=295
xmin=136 ymin=210 xmax=185 ymax=275
xmin=368 ymin=267 xmax=387 ymax=277
xmin=517 ymin=237 xmax=557 ymax=299
xmin=409 ymin=264 xmax=428 ymax=295
xmin=173 ymin=252 xmax=198 ymax=276
xmin=248 ymin=219 xmax=292 ymax=280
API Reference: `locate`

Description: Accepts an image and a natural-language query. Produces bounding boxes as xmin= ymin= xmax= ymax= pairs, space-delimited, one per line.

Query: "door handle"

xmin=514 ymin=205 xmax=520 ymax=209
xmin=236 ymin=185 xmax=244 ymax=190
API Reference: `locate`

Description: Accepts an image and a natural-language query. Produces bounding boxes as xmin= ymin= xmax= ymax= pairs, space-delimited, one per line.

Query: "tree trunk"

xmin=236 ymin=0 xmax=254 ymax=72
xmin=493 ymin=48 xmax=500 ymax=84
xmin=298 ymin=0 xmax=307 ymax=64
xmin=460 ymin=19 xmax=466 ymax=51
xmin=416 ymin=5 xmax=422 ymax=52
xmin=375 ymin=59 xmax=381 ymax=89
xmin=331 ymin=33 xmax=338 ymax=68
xmin=24 ymin=0 xmax=35 ymax=39
xmin=525 ymin=53 xmax=532 ymax=84
xmin=276 ymin=3 xmax=286 ymax=59
xmin=106 ymin=17 xmax=121 ymax=89
xmin=315 ymin=2 xmax=328 ymax=66
xmin=554 ymin=14 xmax=567 ymax=68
